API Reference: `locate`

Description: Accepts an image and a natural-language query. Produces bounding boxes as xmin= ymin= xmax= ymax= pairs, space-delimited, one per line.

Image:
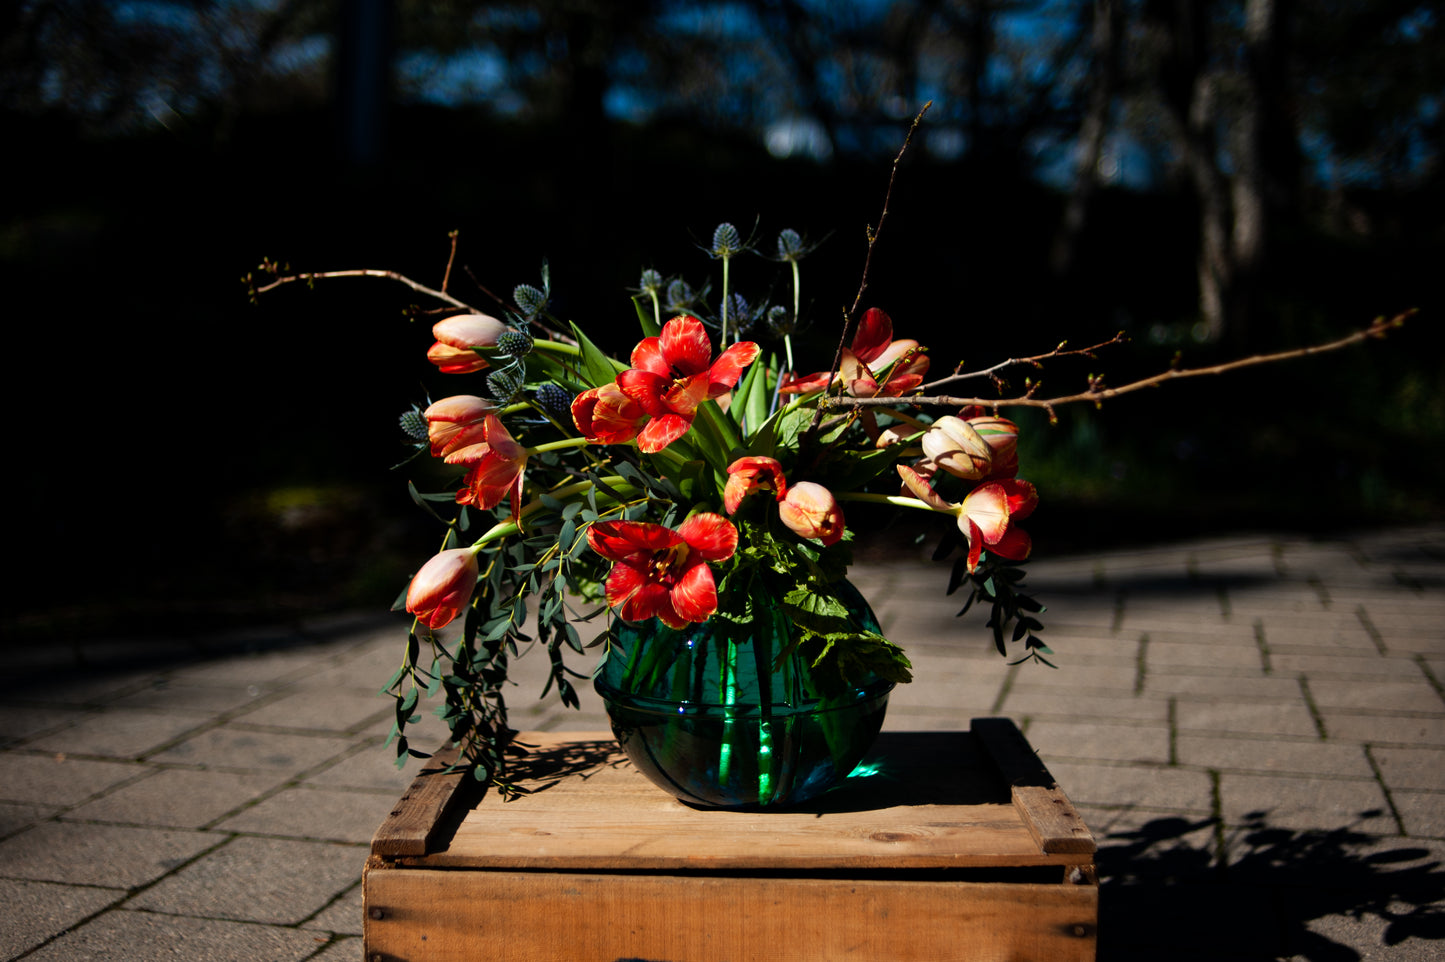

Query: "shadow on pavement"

xmin=1098 ymin=812 xmax=1445 ymax=960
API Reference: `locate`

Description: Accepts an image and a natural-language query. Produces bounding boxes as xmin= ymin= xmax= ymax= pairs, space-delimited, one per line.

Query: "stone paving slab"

xmin=0 ymin=879 xmax=122 ymax=960
xmin=0 ymin=526 xmax=1440 ymax=961
xmin=19 ymin=910 xmax=331 ymax=962
xmin=127 ymin=836 xmax=365 ymax=925
xmin=0 ymin=822 xmax=224 ymax=888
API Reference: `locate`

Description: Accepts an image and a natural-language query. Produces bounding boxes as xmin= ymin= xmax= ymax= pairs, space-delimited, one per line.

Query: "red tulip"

xmin=426 ymin=313 xmax=511 ymax=374
xmin=586 ymin=513 xmax=738 ymax=629
xmin=571 ymin=383 xmax=648 ymax=445
xmin=405 ymin=547 xmax=480 ymax=630
xmin=423 ymin=395 xmax=497 ymax=458
xmin=444 ymin=414 xmax=527 ymax=519
xmin=778 ymin=481 xmax=846 ymax=546
xmin=781 ymin=307 xmax=929 ymax=397
xmin=614 ymin=316 xmax=759 ymax=453
xmin=723 ymin=456 xmax=789 ymax=515
xmin=897 ymin=465 xmax=1036 ymax=572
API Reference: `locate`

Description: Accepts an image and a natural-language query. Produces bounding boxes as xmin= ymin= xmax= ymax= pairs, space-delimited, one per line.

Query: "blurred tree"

xmin=3 ymin=0 xmax=1437 ymax=331
xmin=0 ymin=0 xmax=335 ymax=136
xmin=1070 ymin=0 xmax=1441 ymax=345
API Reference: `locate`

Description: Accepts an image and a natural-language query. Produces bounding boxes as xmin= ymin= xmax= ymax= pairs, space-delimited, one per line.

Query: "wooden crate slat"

xmin=369 ymin=743 xmax=474 ymax=858
xmin=972 ymin=717 xmax=1096 ymax=855
xmin=364 ymin=866 xmax=1098 ymax=962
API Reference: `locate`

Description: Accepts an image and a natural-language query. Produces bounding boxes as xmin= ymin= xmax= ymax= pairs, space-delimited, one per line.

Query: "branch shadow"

xmin=504 ymin=736 xmax=627 ymax=794
xmin=1097 ymin=811 xmax=1445 ymax=961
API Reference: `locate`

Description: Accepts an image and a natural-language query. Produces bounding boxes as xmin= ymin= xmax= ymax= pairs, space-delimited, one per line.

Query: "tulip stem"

xmin=835 ymin=491 xmax=947 ymax=515
xmin=720 ymin=256 xmax=731 ymax=345
xmin=471 ymin=477 xmax=632 ymax=547
xmin=530 ymin=339 xmax=582 ymax=358
xmin=528 ymin=436 xmax=592 ymax=456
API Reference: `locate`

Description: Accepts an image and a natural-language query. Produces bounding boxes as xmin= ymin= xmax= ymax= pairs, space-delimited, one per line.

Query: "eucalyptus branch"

xmin=823 ymin=310 xmax=1413 ymax=420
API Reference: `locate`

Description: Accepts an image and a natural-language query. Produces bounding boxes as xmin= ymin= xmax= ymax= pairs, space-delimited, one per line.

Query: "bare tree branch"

xmin=250 ymin=268 xmax=479 ymax=312
xmin=823 ymin=310 xmax=1415 ymax=420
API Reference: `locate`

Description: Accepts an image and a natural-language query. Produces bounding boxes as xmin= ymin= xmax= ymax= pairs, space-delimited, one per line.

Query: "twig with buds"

xmin=824 ymin=310 xmax=1414 ymax=422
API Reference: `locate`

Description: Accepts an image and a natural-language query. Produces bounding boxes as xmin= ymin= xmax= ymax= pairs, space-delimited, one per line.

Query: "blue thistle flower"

xmin=513 ymin=283 xmax=547 ymax=318
xmin=496 ymin=329 xmax=534 ymax=357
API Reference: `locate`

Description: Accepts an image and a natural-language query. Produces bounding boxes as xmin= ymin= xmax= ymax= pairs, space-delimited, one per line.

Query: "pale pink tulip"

xmin=778 ymin=482 xmax=846 ymax=546
xmin=921 ymin=416 xmax=994 ymax=480
xmin=897 ymin=464 xmax=1036 ymax=572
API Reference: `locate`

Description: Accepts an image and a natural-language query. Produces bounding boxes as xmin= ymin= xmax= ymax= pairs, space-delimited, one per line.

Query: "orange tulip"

xmin=571 ymin=383 xmax=648 ymax=445
xmin=444 ymin=414 xmax=528 ymax=519
xmin=426 ymin=313 xmax=512 ymax=374
xmin=423 ymin=395 xmax=497 ymax=458
xmin=405 ymin=547 xmax=480 ymax=630
xmin=778 ymin=481 xmax=846 ymax=546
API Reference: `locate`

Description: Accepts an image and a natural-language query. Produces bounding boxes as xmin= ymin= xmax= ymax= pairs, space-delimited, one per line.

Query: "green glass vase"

xmin=594 ymin=579 xmax=894 ymax=808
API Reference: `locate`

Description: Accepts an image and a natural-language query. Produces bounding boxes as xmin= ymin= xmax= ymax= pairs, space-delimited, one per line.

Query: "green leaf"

xmin=406 ymin=481 xmax=454 ymax=523
xmin=732 ymin=351 xmax=773 ymax=438
xmin=631 ymin=294 xmax=661 ymax=338
xmin=569 ymin=321 xmax=625 ymax=388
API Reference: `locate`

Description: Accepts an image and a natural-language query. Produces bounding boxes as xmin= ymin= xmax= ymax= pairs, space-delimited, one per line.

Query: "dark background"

xmin=3 ymin=0 xmax=1440 ymax=641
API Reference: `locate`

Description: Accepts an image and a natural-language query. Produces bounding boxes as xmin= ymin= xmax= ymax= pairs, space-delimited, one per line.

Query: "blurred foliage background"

xmin=2 ymin=0 xmax=1440 ymax=640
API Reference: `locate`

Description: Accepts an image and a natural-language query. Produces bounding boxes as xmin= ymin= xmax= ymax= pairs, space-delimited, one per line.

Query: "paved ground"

xmin=0 ymin=525 xmax=1441 ymax=961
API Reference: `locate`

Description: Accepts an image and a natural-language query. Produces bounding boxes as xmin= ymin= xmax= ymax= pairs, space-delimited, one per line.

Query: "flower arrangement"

xmin=249 ymin=135 xmax=1407 ymax=800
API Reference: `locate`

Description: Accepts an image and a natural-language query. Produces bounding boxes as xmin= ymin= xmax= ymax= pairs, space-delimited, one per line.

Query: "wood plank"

xmin=971 ymin=717 xmax=1096 ymax=856
xmin=365 ymin=867 xmax=1098 ymax=962
xmin=369 ymin=743 xmax=476 ymax=858
xmin=413 ymin=729 xmax=1092 ymax=871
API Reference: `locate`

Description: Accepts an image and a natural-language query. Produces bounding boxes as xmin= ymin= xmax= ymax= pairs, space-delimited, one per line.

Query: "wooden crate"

xmin=364 ymin=718 xmax=1097 ymax=962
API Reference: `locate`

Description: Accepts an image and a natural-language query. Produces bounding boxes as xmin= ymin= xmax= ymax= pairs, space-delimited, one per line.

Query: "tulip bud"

xmin=967 ymin=415 xmax=1020 ymax=479
xmin=921 ymin=416 xmax=993 ymax=480
xmin=778 ymin=482 xmax=846 ymax=546
xmin=406 ymin=548 xmax=480 ymax=630
xmin=723 ymin=457 xmax=788 ymax=515
xmin=427 ymin=314 xmax=512 ymax=374
xmin=423 ymin=395 xmax=497 ymax=457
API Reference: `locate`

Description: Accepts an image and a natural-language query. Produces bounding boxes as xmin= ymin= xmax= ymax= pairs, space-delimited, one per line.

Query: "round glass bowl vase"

xmin=594 ymin=580 xmax=894 ymax=808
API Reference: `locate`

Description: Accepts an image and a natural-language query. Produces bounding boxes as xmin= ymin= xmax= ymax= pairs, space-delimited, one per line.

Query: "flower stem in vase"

xmin=751 ymin=620 xmax=776 ymax=804
xmin=717 ymin=638 xmax=739 ymax=786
